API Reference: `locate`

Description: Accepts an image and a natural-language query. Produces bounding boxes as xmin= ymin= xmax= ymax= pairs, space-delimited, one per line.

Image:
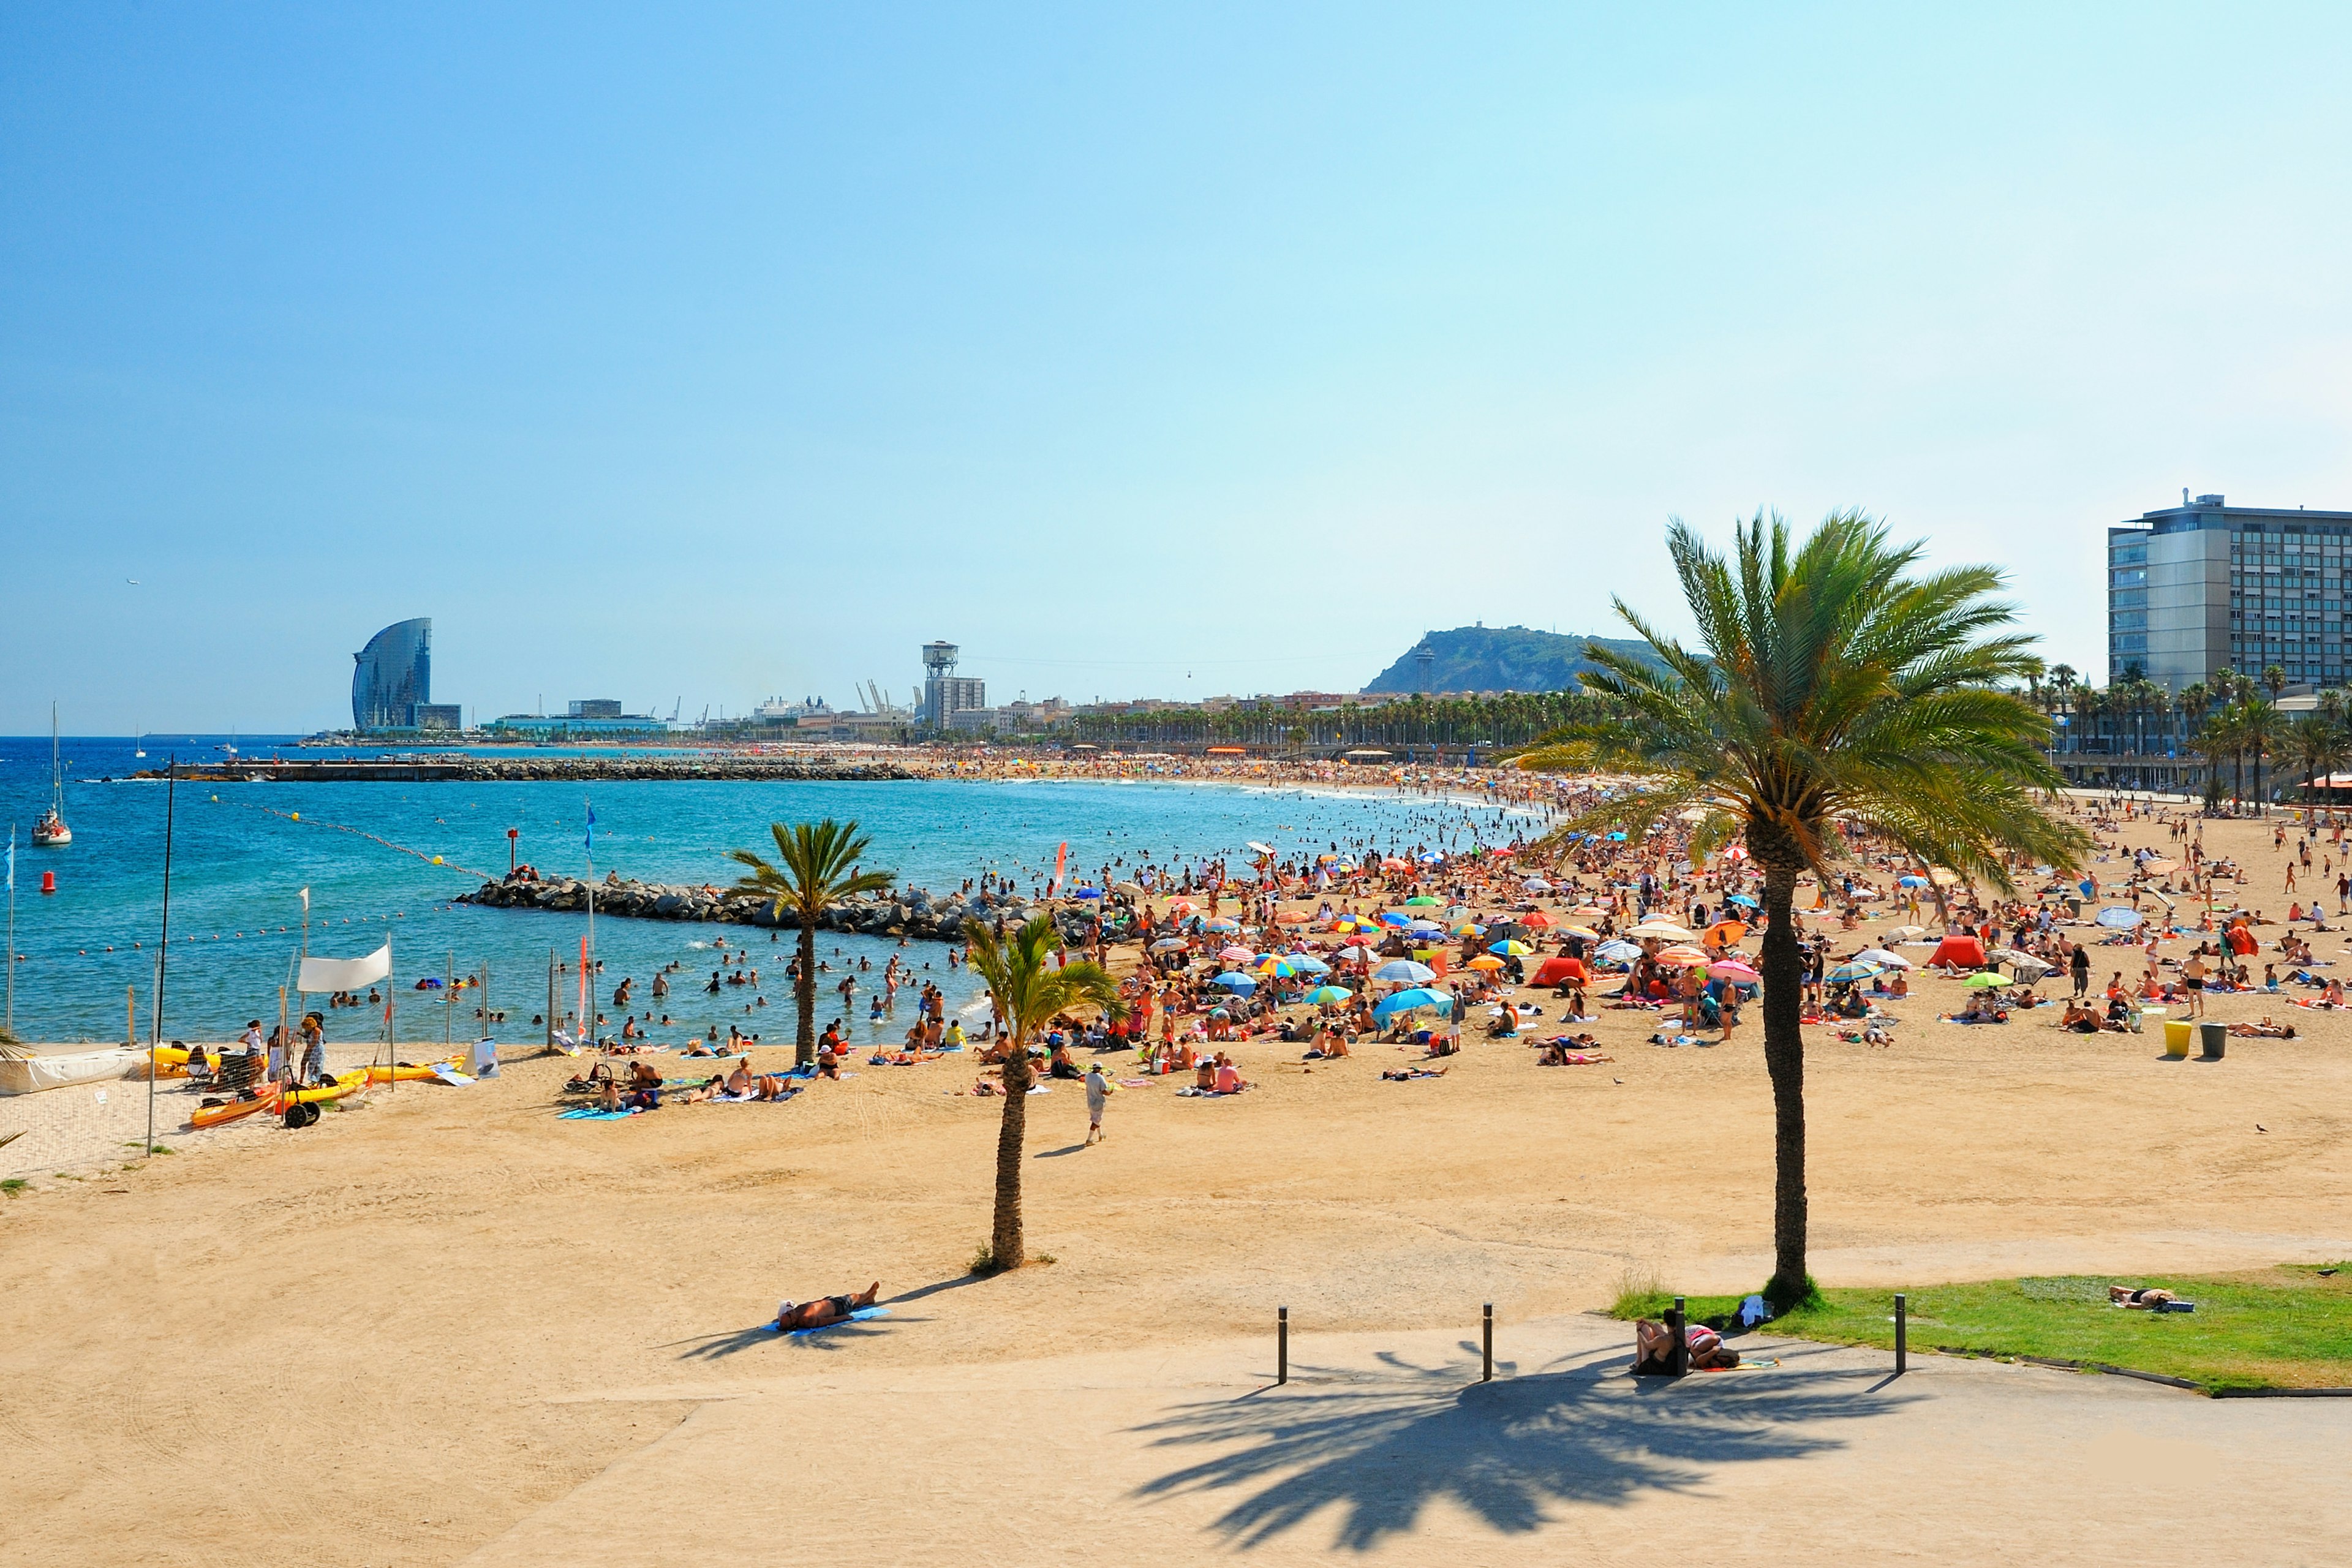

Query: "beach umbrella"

xmin=1373 ymin=986 xmax=1453 ymax=1020
xmin=1377 ymin=911 xmax=1412 ymax=926
xmin=1656 ymin=944 xmax=1710 ymax=967
xmin=2008 ymin=956 xmax=2054 ymax=979
xmin=1417 ymin=851 xmax=1446 ymax=864
xmin=1713 ymin=959 xmax=1765 ymax=982
xmin=1374 ymin=959 xmax=1437 ymax=982
xmin=2095 ymin=907 xmax=2144 ymax=929
xmin=1202 ymin=917 xmax=1242 ymax=932
xmin=1286 ymin=954 xmax=1330 ymax=973
xmin=1256 ymin=956 xmax=1302 ymax=978
xmin=1886 ymin=925 xmax=1928 ymax=941
xmin=1629 ymin=920 xmax=1694 ymax=941
xmin=1403 ymin=895 xmax=1442 ymax=907
xmin=1466 ymin=955 xmax=1506 ymax=971
xmin=1332 ymin=946 xmax=1372 ymax=965
xmin=1218 ymin=945 xmax=1256 ymax=963
xmin=1898 ymin=875 xmax=1930 ymax=889
xmin=1607 ymin=832 xmax=1628 ymax=842
xmin=1521 ymin=877 xmax=1551 ymax=892
xmin=1207 ymin=1006 xmax=1231 ymax=1019
xmin=1487 ymin=939 xmax=1532 ymax=957
xmin=1594 ymin=940 xmax=1642 ymax=962
xmin=1488 ymin=921 xmax=1529 ymax=940
xmin=1113 ymin=881 xmax=1147 ymax=897
xmin=1248 ymin=841 xmax=1276 ymax=855
xmin=1520 ymin=911 xmax=1554 ymax=929
xmin=1962 ymin=972 xmax=2007 ymax=989
xmin=1722 ymin=893 xmax=1760 ymax=910
xmin=1071 ymin=886 xmax=1104 ymax=900
xmin=1703 ymin=920 xmax=1749 ymax=947
xmin=1210 ymin=972 xmax=1258 ymax=993
xmin=1450 ymin=921 xmax=1485 ymax=936
xmin=1823 ymin=961 xmax=1878 ymax=984
xmin=1853 ymin=948 xmax=1910 ymax=968
xmin=1148 ymin=938 xmax=1190 ymax=954
xmin=1305 ymin=984 xmax=1353 ymax=1005
xmin=1561 ymin=924 xmax=1601 ymax=941
xmin=1169 ymin=899 xmax=1199 ymax=913
xmin=1406 ymin=918 xmax=1447 ymax=934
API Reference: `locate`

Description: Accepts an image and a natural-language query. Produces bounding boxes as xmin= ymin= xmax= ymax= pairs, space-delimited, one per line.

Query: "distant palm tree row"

xmin=2030 ymin=658 xmax=2352 ymax=808
xmin=1062 ymin=690 xmax=1608 ymax=752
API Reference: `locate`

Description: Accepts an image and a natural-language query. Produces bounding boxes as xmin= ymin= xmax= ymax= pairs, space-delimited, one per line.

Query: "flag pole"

xmin=584 ymin=799 xmax=596 ymax=1045
xmin=7 ymin=824 xmax=15 ymax=1039
xmin=149 ymin=760 xmax=178 ymax=1161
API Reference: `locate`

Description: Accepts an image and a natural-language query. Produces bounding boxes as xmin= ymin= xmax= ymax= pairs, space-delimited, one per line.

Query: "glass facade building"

xmin=353 ymin=617 xmax=432 ymax=731
xmin=2108 ymin=497 xmax=2352 ymax=692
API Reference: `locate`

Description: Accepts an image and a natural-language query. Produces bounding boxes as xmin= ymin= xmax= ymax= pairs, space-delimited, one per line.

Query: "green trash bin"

xmin=2199 ymin=1021 xmax=2227 ymax=1060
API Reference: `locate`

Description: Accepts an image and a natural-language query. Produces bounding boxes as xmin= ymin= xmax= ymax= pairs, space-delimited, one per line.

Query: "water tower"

xmin=922 ymin=641 xmax=982 ymax=727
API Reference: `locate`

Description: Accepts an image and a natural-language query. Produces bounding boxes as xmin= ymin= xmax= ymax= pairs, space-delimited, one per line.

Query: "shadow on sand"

xmin=1131 ymin=1342 xmax=1920 ymax=1551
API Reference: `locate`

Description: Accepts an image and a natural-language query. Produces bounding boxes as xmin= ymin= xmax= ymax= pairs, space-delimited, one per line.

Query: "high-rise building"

xmin=2109 ymin=495 xmax=2352 ymax=692
xmin=353 ymin=617 xmax=433 ymax=731
xmin=919 ymin=641 xmax=986 ymax=728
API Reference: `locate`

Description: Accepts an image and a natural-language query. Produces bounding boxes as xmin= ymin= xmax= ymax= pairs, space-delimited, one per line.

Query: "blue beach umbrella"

xmin=1724 ymin=893 xmax=1759 ymax=908
xmin=1210 ymin=972 xmax=1259 ymax=993
xmin=1373 ymin=959 xmax=1438 ymax=983
xmin=1071 ymin=886 xmax=1104 ymax=900
xmin=1825 ymin=961 xmax=1881 ymax=984
xmin=1285 ymin=954 xmax=1330 ymax=974
xmin=2095 ymin=907 xmax=2144 ymax=929
xmin=1373 ymin=987 xmax=1453 ymax=1021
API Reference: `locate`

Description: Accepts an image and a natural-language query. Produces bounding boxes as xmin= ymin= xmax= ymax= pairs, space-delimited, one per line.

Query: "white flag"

xmin=299 ymin=943 xmax=392 ymax=992
xmin=300 ymin=887 xmax=311 ymax=911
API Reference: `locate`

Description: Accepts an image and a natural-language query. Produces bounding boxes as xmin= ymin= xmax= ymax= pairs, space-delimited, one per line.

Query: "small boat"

xmin=133 ymin=728 xmax=145 ymax=759
xmin=32 ymin=704 xmax=70 ymax=846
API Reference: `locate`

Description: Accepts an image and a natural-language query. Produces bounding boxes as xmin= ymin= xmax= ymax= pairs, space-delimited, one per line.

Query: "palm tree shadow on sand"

xmin=1129 ymin=1343 xmax=1920 ymax=1551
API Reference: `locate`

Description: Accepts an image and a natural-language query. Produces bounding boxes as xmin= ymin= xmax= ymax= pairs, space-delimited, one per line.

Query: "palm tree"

xmin=729 ymin=820 xmax=897 ymax=1065
xmin=2242 ymin=697 xmax=2284 ymax=813
xmin=2263 ymin=663 xmax=2287 ymax=700
xmin=2286 ymin=714 xmax=2346 ymax=804
xmin=962 ymin=915 xmax=1123 ymax=1271
xmin=2188 ymin=714 xmax=2233 ymax=808
xmin=1515 ymin=511 xmax=2086 ymax=1308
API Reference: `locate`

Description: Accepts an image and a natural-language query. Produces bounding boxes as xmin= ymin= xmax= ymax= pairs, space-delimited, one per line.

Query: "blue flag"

xmin=585 ymin=803 xmax=596 ymax=852
xmin=5 ymin=827 xmax=12 ymax=892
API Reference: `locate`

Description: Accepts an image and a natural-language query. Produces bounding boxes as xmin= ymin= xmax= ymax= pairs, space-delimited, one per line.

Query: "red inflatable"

xmin=1929 ymin=934 xmax=1987 ymax=968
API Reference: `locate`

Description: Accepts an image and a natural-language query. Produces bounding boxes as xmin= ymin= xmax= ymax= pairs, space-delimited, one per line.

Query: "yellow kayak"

xmin=358 ymin=1062 xmax=457 ymax=1084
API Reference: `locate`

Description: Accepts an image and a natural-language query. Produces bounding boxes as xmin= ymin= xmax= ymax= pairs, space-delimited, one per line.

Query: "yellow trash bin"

xmin=2163 ymin=1019 xmax=2193 ymax=1057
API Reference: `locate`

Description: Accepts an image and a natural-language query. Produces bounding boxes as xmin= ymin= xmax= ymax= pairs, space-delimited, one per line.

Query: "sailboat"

xmin=33 ymin=704 xmax=70 ymax=846
xmin=134 ymin=727 xmax=145 ymax=759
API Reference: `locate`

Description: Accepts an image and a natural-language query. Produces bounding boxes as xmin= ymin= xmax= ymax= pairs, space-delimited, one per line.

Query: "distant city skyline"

xmin=6 ymin=4 xmax=2350 ymax=732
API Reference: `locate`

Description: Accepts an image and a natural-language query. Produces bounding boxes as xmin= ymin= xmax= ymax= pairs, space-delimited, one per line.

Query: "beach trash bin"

xmin=2065 ymin=897 xmax=2082 ymax=918
xmin=2163 ymin=1019 xmax=2192 ymax=1057
xmin=2199 ymin=1021 xmax=2227 ymax=1060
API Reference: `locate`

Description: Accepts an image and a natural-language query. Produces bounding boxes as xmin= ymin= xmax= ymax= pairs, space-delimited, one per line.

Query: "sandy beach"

xmin=3 ymin=797 xmax=2350 ymax=1565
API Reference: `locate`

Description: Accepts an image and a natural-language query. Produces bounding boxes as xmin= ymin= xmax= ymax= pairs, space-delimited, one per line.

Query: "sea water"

xmin=0 ymin=736 xmax=1539 ymax=1045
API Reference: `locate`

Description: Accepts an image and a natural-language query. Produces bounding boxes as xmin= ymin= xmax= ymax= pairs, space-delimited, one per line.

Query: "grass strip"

xmin=1608 ymin=1264 xmax=2352 ymax=1393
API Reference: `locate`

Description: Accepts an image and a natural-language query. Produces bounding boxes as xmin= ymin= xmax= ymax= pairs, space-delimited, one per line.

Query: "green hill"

xmin=1362 ymin=625 xmax=1664 ymax=695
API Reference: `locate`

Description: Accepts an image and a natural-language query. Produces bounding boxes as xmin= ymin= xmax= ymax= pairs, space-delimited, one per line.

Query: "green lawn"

xmin=1610 ymin=1265 xmax=2352 ymax=1392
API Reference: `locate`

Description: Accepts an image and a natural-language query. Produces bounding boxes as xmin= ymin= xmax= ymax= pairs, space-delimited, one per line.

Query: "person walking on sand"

xmin=1085 ymin=1061 xmax=1110 ymax=1144
xmin=2070 ymin=943 xmax=2090 ymax=999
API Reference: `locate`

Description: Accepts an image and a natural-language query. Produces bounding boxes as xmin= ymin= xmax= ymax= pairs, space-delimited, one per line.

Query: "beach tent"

xmin=0 ymin=1043 xmax=142 ymax=1096
xmin=1929 ymin=933 xmax=1987 ymax=968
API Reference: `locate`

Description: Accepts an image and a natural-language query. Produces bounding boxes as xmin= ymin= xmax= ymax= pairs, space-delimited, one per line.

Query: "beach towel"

xmin=557 ymin=1107 xmax=638 ymax=1121
xmin=779 ymin=1306 xmax=891 ymax=1337
xmin=429 ymin=1064 xmax=475 ymax=1086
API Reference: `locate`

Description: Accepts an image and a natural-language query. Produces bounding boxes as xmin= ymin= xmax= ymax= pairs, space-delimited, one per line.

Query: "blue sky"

xmin=4 ymin=2 xmax=2349 ymax=732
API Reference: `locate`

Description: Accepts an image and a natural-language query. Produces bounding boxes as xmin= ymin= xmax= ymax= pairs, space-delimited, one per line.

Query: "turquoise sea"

xmin=0 ymin=736 xmax=1537 ymax=1046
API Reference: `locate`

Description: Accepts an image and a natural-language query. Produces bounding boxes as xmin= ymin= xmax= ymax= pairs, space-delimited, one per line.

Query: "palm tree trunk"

xmin=1757 ymin=849 xmax=1809 ymax=1308
xmin=795 ymin=918 xmax=819 ymax=1067
xmin=990 ymin=1034 xmax=1032 ymax=1268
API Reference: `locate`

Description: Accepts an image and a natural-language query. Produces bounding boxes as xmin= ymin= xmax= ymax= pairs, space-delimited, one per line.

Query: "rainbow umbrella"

xmin=1487 ymin=940 xmax=1533 ymax=957
xmin=1305 ymin=984 xmax=1353 ymax=1005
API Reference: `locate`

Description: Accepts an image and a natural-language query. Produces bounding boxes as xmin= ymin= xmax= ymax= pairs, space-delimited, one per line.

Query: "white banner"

xmin=298 ymin=943 xmax=392 ymax=992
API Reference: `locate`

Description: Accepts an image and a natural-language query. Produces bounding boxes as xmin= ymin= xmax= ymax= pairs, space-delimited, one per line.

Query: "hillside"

xmin=1361 ymin=625 xmax=1664 ymax=695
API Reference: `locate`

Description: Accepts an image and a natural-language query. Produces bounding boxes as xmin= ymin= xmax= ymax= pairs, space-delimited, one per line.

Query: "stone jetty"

xmin=458 ymin=872 xmax=1066 ymax=943
xmin=135 ymin=757 xmax=919 ymax=785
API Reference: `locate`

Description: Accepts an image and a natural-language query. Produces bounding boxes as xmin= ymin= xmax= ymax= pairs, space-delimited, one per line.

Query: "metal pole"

xmin=444 ymin=949 xmax=453 ymax=1050
xmin=1668 ymin=1295 xmax=1689 ymax=1378
xmin=547 ymin=948 xmax=556 ymax=1050
xmin=1278 ymin=1305 xmax=1289 ymax=1385
xmin=1894 ymin=1292 xmax=1908 ymax=1375
xmin=1482 ymin=1302 xmax=1493 ymax=1382
xmin=7 ymin=823 xmax=15 ymax=1037
xmin=149 ymin=761 xmax=176 ymax=1162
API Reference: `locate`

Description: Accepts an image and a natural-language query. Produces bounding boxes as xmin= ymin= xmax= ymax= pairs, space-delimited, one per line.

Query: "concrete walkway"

xmin=464 ymin=1314 xmax=2349 ymax=1566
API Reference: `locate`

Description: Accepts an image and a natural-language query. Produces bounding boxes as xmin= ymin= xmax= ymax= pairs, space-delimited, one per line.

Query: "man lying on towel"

xmin=774 ymin=1283 xmax=882 ymax=1331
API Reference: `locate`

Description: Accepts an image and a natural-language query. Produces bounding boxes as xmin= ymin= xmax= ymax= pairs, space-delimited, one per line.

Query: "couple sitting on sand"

xmin=774 ymin=1283 xmax=881 ymax=1331
xmin=1632 ymin=1317 xmax=1741 ymax=1373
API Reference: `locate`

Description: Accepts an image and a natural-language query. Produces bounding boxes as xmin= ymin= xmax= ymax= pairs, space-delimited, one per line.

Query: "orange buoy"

xmin=40 ymin=870 xmax=56 ymax=894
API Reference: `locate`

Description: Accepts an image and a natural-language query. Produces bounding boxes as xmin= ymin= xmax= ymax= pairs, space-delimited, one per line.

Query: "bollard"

xmin=1482 ymin=1303 xmax=1493 ymax=1382
xmin=1894 ymin=1292 xmax=1907 ymax=1374
xmin=1278 ymin=1305 xmax=1289 ymax=1385
xmin=1668 ymin=1295 xmax=1689 ymax=1378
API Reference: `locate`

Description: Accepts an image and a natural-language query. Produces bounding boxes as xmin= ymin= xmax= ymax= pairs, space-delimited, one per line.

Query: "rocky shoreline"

xmin=458 ymin=872 xmax=1066 ymax=943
